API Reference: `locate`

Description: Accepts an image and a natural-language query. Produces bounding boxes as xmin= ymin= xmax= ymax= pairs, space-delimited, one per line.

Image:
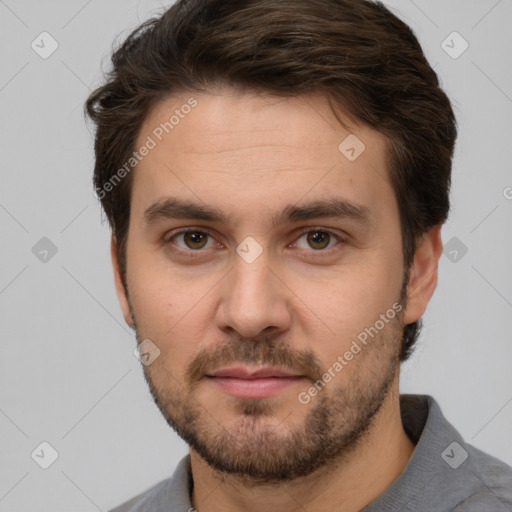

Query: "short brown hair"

xmin=85 ymin=0 xmax=457 ymax=361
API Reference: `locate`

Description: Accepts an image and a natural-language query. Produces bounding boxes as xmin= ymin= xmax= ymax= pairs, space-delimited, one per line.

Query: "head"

xmin=86 ymin=0 xmax=455 ymax=483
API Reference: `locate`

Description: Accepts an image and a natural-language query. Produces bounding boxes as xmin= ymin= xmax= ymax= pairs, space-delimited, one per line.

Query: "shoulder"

xmin=452 ymin=489 xmax=512 ymax=511
xmin=108 ymin=478 xmax=173 ymax=512
xmin=415 ymin=395 xmax=512 ymax=505
xmin=364 ymin=394 xmax=512 ymax=511
xmin=107 ymin=454 xmax=193 ymax=512
xmin=452 ymin=442 xmax=512 ymax=509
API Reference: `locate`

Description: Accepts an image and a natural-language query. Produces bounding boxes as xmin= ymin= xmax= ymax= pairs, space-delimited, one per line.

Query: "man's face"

xmin=116 ymin=89 xmax=410 ymax=483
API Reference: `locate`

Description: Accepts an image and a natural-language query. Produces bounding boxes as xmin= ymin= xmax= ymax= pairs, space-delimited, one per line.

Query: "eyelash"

xmin=164 ymin=227 xmax=345 ymax=259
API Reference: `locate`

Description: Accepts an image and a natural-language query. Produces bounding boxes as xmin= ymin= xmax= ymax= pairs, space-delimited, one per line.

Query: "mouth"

xmin=205 ymin=366 xmax=306 ymax=399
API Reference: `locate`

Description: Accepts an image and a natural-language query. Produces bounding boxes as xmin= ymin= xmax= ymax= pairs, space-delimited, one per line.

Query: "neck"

xmin=190 ymin=382 xmax=415 ymax=512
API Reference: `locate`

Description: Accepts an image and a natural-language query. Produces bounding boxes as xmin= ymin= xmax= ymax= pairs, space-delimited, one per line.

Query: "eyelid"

xmin=165 ymin=226 xmax=215 ymax=241
xmin=294 ymin=226 xmax=344 ymax=238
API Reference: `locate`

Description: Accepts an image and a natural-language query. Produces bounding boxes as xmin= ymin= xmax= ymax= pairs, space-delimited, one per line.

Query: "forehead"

xmin=132 ymin=89 xmax=396 ymax=228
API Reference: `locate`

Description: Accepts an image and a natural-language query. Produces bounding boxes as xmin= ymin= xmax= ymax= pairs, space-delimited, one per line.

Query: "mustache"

xmin=185 ymin=335 xmax=325 ymax=387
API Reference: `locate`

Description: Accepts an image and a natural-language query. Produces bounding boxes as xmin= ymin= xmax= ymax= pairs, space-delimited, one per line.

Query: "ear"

xmin=111 ymin=235 xmax=134 ymax=328
xmin=403 ymin=225 xmax=443 ymax=324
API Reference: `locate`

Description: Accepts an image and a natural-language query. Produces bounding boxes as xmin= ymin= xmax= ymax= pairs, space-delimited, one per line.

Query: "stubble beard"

xmin=132 ymin=310 xmax=404 ymax=485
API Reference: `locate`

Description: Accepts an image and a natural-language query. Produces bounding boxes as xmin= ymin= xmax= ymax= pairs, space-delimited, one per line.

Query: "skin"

xmin=111 ymin=87 xmax=443 ymax=512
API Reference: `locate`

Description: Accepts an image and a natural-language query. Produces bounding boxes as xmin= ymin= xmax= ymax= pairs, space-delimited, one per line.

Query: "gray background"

xmin=1 ymin=0 xmax=511 ymax=510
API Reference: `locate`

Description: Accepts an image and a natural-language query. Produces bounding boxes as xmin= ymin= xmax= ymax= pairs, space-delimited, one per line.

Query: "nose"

xmin=214 ymin=250 xmax=292 ymax=338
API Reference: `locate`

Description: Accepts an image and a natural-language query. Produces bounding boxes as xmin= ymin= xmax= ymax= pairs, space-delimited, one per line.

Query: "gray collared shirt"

xmin=109 ymin=394 xmax=512 ymax=511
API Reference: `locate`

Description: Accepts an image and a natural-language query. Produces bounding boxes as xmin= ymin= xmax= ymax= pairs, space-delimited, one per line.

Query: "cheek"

xmin=127 ymin=259 xmax=219 ymax=371
xmin=127 ymin=245 xmax=203 ymax=325
xmin=291 ymin=263 xmax=402 ymax=358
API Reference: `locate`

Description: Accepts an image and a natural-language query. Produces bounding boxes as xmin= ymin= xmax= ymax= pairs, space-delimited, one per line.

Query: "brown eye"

xmin=183 ymin=231 xmax=209 ymax=249
xmin=306 ymin=231 xmax=332 ymax=250
xmin=171 ymin=230 xmax=214 ymax=250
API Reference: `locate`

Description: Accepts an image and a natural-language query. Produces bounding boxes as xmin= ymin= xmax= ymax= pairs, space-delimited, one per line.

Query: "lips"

xmin=205 ymin=366 xmax=305 ymax=398
xmin=208 ymin=366 xmax=301 ymax=379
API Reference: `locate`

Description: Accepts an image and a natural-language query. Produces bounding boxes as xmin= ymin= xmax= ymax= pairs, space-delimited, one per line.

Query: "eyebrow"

xmin=143 ymin=196 xmax=371 ymax=227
